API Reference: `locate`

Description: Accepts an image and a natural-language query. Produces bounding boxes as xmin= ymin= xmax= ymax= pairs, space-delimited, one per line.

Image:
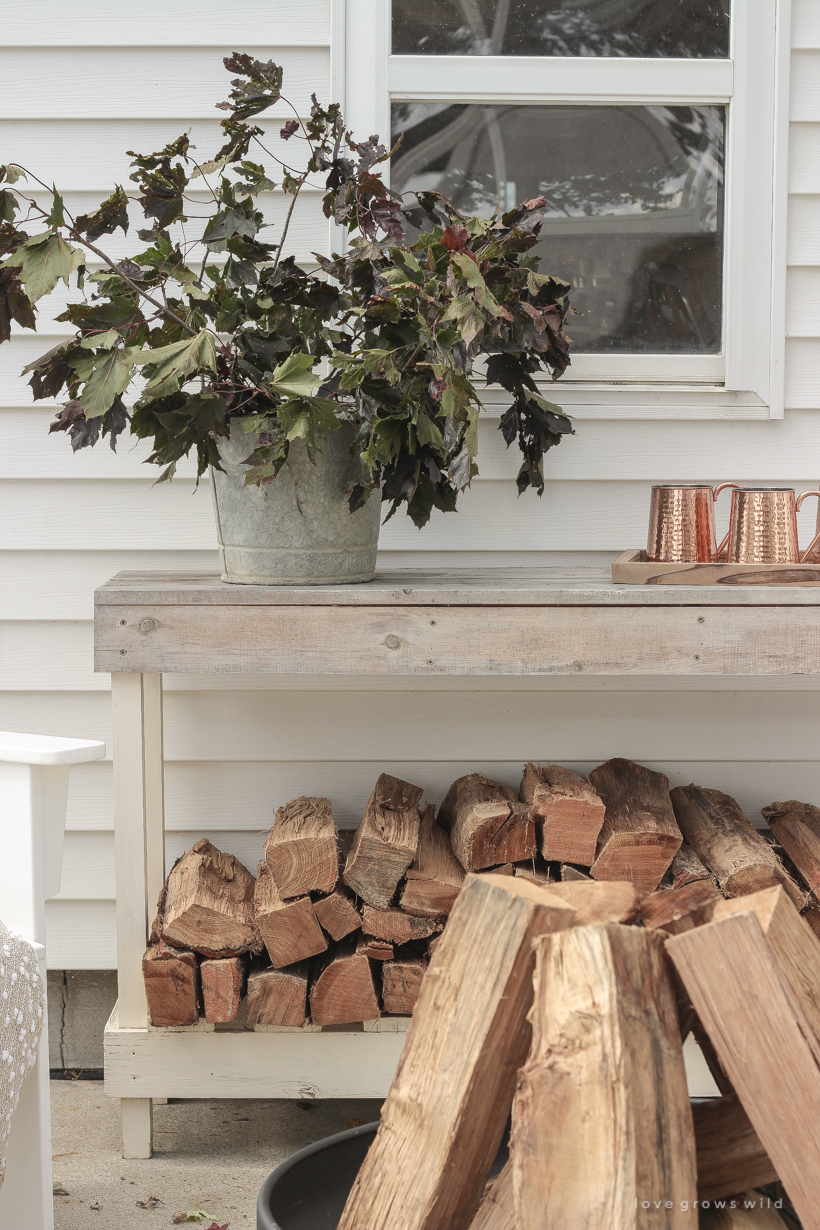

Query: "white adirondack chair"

xmin=0 ymin=732 xmax=105 ymax=1230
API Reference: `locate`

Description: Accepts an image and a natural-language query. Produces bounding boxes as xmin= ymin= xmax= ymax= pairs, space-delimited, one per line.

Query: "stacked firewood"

xmin=141 ymin=759 xmax=820 ymax=1047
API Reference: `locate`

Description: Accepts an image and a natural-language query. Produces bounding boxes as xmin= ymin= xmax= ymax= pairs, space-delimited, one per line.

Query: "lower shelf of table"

xmin=103 ymin=1003 xmax=409 ymax=1099
xmin=104 ymin=1002 xmax=721 ymax=1101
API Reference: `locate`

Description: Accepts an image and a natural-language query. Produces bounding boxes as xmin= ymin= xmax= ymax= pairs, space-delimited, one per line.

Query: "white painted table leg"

xmin=111 ymin=674 xmax=165 ymax=1158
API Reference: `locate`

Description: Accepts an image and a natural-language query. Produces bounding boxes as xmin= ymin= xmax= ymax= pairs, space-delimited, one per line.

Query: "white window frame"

xmin=331 ymin=0 xmax=792 ymax=420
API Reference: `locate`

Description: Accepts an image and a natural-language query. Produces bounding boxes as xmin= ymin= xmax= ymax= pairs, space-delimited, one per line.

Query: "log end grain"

xmin=265 ymin=795 xmax=339 ymax=898
xmin=142 ymin=942 xmax=200 ymax=1028
xmin=246 ymin=963 xmax=309 ymax=1028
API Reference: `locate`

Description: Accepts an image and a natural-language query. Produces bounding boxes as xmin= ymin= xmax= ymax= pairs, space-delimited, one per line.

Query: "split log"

xmin=382 ymin=956 xmax=427 ymax=1014
xmin=400 ymin=804 xmax=465 ymax=919
xmin=159 ymin=839 xmax=260 ymax=957
xmin=670 ymin=840 xmax=715 ymax=888
xmin=520 ymin=763 xmax=605 ymax=865
xmin=343 ymin=773 xmax=423 ymax=909
xmin=245 ymin=962 xmax=309 ymax=1027
xmin=561 ymin=864 xmax=591 ymax=882
xmin=711 ymin=884 xmax=820 ymax=1046
xmin=469 ymin=1161 xmax=515 ymax=1230
xmin=512 ymin=923 xmax=695 ymax=1230
xmin=310 ymin=937 xmax=380 ymax=1026
xmin=357 ymin=934 xmax=394 ymax=961
xmin=699 ymin=1197 xmax=788 ymax=1229
xmin=588 ymin=759 xmax=682 ymax=893
xmin=200 ymin=956 xmax=246 ymax=1024
xmin=539 ymin=878 xmax=641 ymax=925
xmin=439 ymin=772 xmax=535 ymax=872
xmin=336 ymin=874 xmax=575 ymax=1230
xmin=803 ymin=900 xmax=820 ymax=941
xmin=762 ymin=799 xmax=820 ymax=901
xmin=640 ymin=880 xmax=723 ymax=935
xmin=142 ymin=941 xmax=200 ymax=1027
xmin=478 ymin=863 xmax=513 ymax=876
xmin=254 ymin=861 xmax=327 ymax=968
xmin=693 ymin=1094 xmax=777 ymax=1201
xmin=670 ymin=786 xmax=805 ymax=907
xmin=667 ymin=910 xmax=820 ymax=1230
xmin=513 ymin=862 xmax=553 ymax=886
xmin=312 ymin=885 xmax=362 ymax=942
xmin=361 ymin=904 xmax=439 ymax=945
xmin=264 ymin=796 xmax=338 ymax=898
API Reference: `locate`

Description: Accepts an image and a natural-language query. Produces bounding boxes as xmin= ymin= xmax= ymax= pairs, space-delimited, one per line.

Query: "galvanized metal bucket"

xmin=211 ymin=424 xmax=381 ymax=585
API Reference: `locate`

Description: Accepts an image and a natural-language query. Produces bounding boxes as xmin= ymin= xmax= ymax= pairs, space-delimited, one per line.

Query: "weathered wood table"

xmin=95 ymin=568 xmax=820 ymax=1158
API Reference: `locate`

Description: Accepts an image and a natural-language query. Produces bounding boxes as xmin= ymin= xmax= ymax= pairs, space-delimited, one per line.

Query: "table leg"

xmin=111 ymin=673 xmax=165 ymax=1158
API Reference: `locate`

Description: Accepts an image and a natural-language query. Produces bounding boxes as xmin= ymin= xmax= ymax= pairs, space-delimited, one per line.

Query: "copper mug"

xmin=647 ymin=484 xmax=738 ymax=563
xmin=720 ymin=487 xmax=820 ymax=563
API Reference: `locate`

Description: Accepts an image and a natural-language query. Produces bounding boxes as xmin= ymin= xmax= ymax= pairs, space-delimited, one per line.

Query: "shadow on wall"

xmin=47 ymin=971 xmax=117 ymax=1073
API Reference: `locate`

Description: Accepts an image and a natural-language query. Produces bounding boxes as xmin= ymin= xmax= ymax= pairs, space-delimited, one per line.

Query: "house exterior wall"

xmin=1 ymin=1 xmax=819 ymax=968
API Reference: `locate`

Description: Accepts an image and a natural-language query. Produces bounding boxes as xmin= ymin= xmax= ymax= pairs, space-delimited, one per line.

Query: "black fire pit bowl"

xmin=257 ymin=1121 xmax=509 ymax=1230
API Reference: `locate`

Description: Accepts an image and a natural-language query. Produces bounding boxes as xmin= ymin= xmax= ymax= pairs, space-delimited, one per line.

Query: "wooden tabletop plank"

xmin=94 ymin=569 xmax=820 ymax=608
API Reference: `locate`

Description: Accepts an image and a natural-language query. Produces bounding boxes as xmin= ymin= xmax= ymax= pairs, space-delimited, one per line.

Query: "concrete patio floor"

xmin=51 ymin=1080 xmax=383 ymax=1229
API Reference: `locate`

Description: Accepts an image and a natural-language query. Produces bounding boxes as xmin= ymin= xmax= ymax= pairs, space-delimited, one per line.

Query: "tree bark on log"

xmin=254 ymin=861 xmax=327 ymax=968
xmin=264 ymin=796 xmax=338 ymax=898
xmin=693 ymin=1094 xmax=777 ymax=1201
xmin=142 ymin=941 xmax=200 ymax=1027
xmin=312 ymin=885 xmax=362 ymax=942
xmin=438 ymin=773 xmax=535 ymax=872
xmin=469 ymin=1161 xmax=516 ymax=1230
xmin=245 ymin=962 xmax=309 ymax=1027
xmin=400 ymin=804 xmax=465 ymax=919
xmin=200 ymin=955 xmax=246 ymax=1024
xmin=670 ymin=840 xmax=715 ymax=889
xmin=159 ymin=839 xmax=261 ymax=957
xmin=762 ymin=799 xmax=820 ymax=901
xmin=667 ymin=911 xmax=820 ymax=1230
xmin=361 ymin=905 xmax=439 ymax=946
xmin=588 ymin=759 xmax=682 ymax=893
xmin=382 ymin=956 xmax=427 ymax=1014
xmin=343 ymin=774 xmax=423 ymax=909
xmin=512 ymin=924 xmax=696 ymax=1230
xmin=336 ymin=874 xmax=575 ymax=1230
xmin=670 ymin=786 xmax=805 ymax=907
xmin=640 ymin=880 xmax=723 ymax=935
xmin=519 ymin=763 xmax=605 ymax=865
xmin=310 ymin=937 xmax=380 ymax=1026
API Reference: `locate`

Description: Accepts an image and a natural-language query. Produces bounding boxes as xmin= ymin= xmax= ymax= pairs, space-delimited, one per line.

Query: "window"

xmin=337 ymin=0 xmax=790 ymax=417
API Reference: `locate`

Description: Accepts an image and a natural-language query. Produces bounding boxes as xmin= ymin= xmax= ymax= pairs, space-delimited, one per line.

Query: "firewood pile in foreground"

xmin=143 ymin=759 xmax=820 ymax=1226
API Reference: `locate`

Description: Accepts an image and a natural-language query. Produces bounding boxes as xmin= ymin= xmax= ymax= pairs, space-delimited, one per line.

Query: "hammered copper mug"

xmin=720 ymin=487 xmax=820 ymax=563
xmin=647 ymin=484 xmax=738 ymax=562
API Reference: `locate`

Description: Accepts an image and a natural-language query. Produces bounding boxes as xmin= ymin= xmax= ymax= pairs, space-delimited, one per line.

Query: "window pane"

xmin=391 ymin=103 xmax=724 ymax=354
xmin=392 ymin=0 xmax=729 ymax=59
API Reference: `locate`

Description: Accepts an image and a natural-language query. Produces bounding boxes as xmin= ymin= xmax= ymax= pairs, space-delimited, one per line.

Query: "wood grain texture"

xmin=400 ymin=804 xmax=465 ymax=919
xmin=381 ymin=956 xmax=427 ymax=1015
xmin=245 ymin=963 xmax=309 ymax=1028
xmin=336 ymin=874 xmax=575 ymax=1230
xmin=670 ymin=786 xmax=805 ymax=906
xmin=693 ymin=1095 xmax=778 ymax=1201
xmin=159 ymin=839 xmax=260 ymax=958
xmin=469 ymin=1161 xmax=515 ymax=1230
xmin=264 ymin=796 xmax=338 ymax=899
xmin=640 ymin=881 xmax=723 ymax=935
xmin=438 ymin=772 xmax=535 ymax=871
xmin=360 ymin=906 xmax=438 ymax=946
xmin=142 ymin=942 xmax=200 ymax=1028
xmin=200 ymin=956 xmax=246 ymax=1025
xmin=356 ymin=935 xmax=394 ymax=961
xmin=343 ymin=774 xmax=422 ymax=909
xmin=711 ymin=885 xmax=820 ymax=1047
xmin=670 ymin=841 xmax=715 ymax=888
xmin=312 ymin=887 xmax=362 ymax=942
xmin=309 ymin=938 xmax=379 ymax=1026
xmin=589 ymin=759 xmax=682 ymax=892
xmin=763 ymin=799 xmax=820 ymax=898
xmin=536 ymin=879 xmax=641 ymax=924
xmin=512 ymin=924 xmax=696 ymax=1229
xmin=666 ymin=911 xmax=820 ymax=1230
xmin=520 ymin=762 xmax=605 ymax=864
xmin=698 ymin=1197 xmax=788 ymax=1228
xmin=253 ymin=861 xmax=327 ymax=969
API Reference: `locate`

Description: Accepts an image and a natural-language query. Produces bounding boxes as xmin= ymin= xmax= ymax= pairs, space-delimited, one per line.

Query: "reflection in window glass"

xmin=391 ymin=103 xmax=724 ymax=354
xmin=392 ymin=0 xmax=729 ymax=59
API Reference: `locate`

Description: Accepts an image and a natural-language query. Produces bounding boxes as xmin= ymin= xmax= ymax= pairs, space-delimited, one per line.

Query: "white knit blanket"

xmin=0 ymin=920 xmax=45 ymax=1190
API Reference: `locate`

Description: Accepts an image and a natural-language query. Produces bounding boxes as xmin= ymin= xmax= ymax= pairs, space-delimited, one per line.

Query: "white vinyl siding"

xmin=1 ymin=0 xmax=820 ymax=967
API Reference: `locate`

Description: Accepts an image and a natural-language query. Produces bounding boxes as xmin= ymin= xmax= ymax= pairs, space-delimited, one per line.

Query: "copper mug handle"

xmin=713 ymin=483 xmax=740 ymax=561
xmin=797 ymin=490 xmax=820 ymax=562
